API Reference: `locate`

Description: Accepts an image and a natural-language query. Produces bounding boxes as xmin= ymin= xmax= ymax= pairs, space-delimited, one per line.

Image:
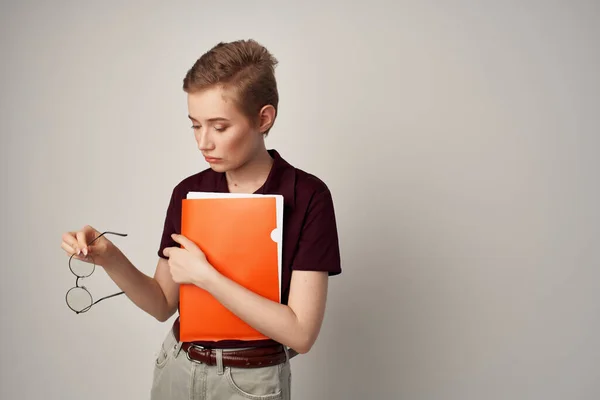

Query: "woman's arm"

xmin=206 ymin=269 xmax=328 ymax=354
xmin=103 ymin=253 xmax=180 ymax=322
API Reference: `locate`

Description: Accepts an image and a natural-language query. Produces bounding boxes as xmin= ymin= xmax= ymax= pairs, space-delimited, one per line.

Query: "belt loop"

xmin=173 ymin=341 xmax=183 ymax=358
xmin=283 ymin=346 xmax=290 ymax=362
xmin=216 ymin=349 xmax=224 ymax=375
xmin=286 ymin=347 xmax=299 ymax=360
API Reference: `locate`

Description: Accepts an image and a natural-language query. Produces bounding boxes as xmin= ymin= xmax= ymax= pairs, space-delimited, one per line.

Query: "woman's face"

xmin=187 ymin=86 xmax=265 ymax=173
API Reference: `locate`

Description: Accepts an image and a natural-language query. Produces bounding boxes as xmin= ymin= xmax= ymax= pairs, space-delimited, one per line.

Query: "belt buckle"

xmin=185 ymin=344 xmax=210 ymax=364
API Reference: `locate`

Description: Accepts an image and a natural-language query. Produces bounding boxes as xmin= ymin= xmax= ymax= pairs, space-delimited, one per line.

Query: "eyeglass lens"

xmin=69 ymin=255 xmax=95 ymax=278
xmin=66 ymin=286 xmax=93 ymax=313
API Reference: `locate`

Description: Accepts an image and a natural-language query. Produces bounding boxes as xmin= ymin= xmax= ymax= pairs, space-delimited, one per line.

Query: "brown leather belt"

xmin=181 ymin=342 xmax=288 ymax=368
xmin=173 ymin=320 xmax=288 ymax=368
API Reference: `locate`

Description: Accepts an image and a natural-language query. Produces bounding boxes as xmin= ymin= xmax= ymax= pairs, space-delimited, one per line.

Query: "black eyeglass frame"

xmin=65 ymin=231 xmax=127 ymax=314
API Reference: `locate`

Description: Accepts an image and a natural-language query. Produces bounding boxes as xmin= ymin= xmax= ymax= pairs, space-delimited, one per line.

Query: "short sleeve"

xmin=157 ymin=186 xmax=182 ymax=259
xmin=292 ymin=188 xmax=342 ymax=275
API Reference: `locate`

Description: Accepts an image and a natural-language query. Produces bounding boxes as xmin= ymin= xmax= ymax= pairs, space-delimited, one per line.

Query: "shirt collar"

xmin=263 ymin=149 xmax=296 ymax=209
xmin=215 ymin=149 xmax=296 ymax=209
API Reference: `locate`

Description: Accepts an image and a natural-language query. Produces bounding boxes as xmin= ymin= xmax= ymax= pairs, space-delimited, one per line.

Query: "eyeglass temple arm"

xmin=76 ymin=290 xmax=125 ymax=314
xmin=92 ymin=291 xmax=125 ymax=306
xmin=87 ymin=231 xmax=128 ymax=246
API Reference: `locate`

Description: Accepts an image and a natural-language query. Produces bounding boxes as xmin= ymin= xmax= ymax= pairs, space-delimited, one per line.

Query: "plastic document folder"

xmin=179 ymin=192 xmax=283 ymax=342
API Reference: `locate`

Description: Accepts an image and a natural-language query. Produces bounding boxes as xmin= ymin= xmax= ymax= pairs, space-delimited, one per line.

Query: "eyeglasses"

xmin=66 ymin=231 xmax=127 ymax=314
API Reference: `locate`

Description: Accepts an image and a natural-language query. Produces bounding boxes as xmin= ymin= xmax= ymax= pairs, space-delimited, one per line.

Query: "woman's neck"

xmin=226 ymin=148 xmax=274 ymax=193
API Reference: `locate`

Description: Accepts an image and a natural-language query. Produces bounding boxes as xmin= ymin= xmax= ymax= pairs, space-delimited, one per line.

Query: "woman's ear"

xmin=257 ymin=105 xmax=276 ymax=134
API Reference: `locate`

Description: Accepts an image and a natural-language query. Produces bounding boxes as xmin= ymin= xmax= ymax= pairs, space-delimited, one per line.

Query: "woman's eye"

xmin=214 ymin=126 xmax=227 ymax=132
xmin=191 ymin=125 xmax=200 ymax=130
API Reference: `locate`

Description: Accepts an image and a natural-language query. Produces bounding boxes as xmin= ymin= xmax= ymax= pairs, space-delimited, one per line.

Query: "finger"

xmin=76 ymin=231 xmax=88 ymax=256
xmin=61 ymin=242 xmax=90 ymax=261
xmin=171 ymin=234 xmax=198 ymax=252
xmin=82 ymin=224 xmax=98 ymax=234
xmin=162 ymin=247 xmax=171 ymax=258
xmin=82 ymin=225 xmax=101 ymax=241
xmin=61 ymin=241 xmax=78 ymax=256
xmin=62 ymin=232 xmax=80 ymax=255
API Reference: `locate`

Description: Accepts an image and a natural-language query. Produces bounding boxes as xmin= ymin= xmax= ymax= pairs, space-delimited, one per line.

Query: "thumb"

xmin=171 ymin=234 xmax=200 ymax=253
xmin=83 ymin=225 xmax=101 ymax=241
xmin=85 ymin=243 xmax=97 ymax=256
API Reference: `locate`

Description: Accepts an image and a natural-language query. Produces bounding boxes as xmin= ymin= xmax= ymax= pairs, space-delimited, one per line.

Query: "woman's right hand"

xmin=61 ymin=225 xmax=120 ymax=267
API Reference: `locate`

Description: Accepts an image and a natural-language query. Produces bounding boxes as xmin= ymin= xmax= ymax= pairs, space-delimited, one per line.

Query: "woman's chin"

xmin=207 ymin=162 xmax=228 ymax=173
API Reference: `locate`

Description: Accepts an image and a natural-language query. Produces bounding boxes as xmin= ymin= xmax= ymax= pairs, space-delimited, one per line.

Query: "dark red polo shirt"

xmin=158 ymin=149 xmax=341 ymax=348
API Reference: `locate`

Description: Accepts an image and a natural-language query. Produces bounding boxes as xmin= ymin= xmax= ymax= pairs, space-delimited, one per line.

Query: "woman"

xmin=61 ymin=39 xmax=341 ymax=399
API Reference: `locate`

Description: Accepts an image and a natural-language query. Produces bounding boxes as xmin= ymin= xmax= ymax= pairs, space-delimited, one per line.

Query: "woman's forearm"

xmin=202 ymin=272 xmax=312 ymax=353
xmin=102 ymin=249 xmax=174 ymax=322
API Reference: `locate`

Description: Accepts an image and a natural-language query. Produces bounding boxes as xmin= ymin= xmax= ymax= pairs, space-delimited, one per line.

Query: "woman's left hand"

xmin=162 ymin=233 xmax=218 ymax=289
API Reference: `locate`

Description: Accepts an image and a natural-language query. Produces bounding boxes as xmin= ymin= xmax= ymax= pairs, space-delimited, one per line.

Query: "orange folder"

xmin=179 ymin=192 xmax=283 ymax=342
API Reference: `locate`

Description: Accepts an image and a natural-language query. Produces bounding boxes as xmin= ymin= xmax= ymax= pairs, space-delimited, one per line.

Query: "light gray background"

xmin=1 ymin=1 xmax=599 ymax=399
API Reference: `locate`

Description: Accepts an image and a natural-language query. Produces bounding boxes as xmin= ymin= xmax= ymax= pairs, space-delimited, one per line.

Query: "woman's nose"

xmin=196 ymin=130 xmax=214 ymax=151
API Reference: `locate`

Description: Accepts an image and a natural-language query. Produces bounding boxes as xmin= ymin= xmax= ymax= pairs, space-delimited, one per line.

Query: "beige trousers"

xmin=150 ymin=329 xmax=292 ymax=400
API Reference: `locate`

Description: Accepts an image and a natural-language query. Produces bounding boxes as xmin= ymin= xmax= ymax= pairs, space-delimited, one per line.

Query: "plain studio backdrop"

xmin=1 ymin=1 xmax=599 ymax=399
